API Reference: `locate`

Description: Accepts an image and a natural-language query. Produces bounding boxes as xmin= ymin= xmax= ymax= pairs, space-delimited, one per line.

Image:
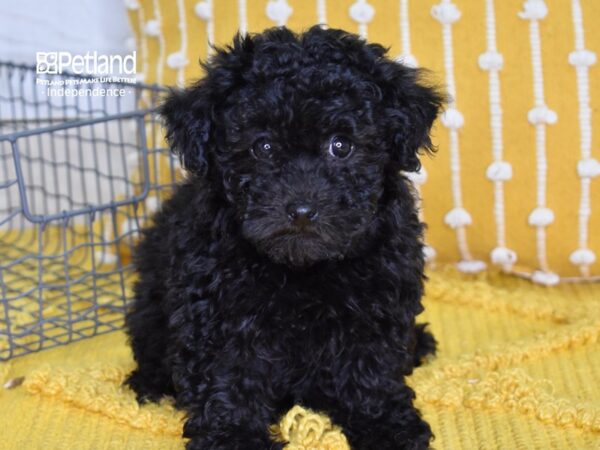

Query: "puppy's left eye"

xmin=328 ymin=136 xmax=354 ymax=159
xmin=250 ymin=138 xmax=275 ymax=160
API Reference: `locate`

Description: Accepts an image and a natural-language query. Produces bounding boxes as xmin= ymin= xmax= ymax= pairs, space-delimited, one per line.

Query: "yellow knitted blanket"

xmin=1 ymin=268 xmax=599 ymax=449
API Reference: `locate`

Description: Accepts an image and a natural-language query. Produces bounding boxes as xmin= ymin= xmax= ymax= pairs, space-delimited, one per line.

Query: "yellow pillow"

xmin=125 ymin=0 xmax=600 ymax=283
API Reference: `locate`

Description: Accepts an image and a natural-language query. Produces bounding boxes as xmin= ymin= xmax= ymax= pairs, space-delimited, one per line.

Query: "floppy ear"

xmin=159 ymin=33 xmax=257 ymax=176
xmin=160 ymin=85 xmax=213 ymax=176
xmin=380 ymin=64 xmax=444 ymax=172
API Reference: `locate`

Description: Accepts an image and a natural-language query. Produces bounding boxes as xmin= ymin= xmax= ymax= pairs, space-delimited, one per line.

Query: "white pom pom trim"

xmin=431 ymin=2 xmax=461 ymax=24
xmin=527 ymin=105 xmax=557 ymax=125
xmin=194 ymin=1 xmax=212 ymax=20
xmin=404 ymin=167 xmax=427 ymax=185
xmin=441 ymin=108 xmax=464 ymax=130
xmin=444 ymin=207 xmax=472 ymax=229
xmin=266 ymin=0 xmax=293 ymax=24
xmin=349 ymin=0 xmax=375 ymax=24
xmin=490 ymin=247 xmax=518 ymax=266
xmin=478 ymin=51 xmax=504 ymax=71
xmin=423 ymin=245 xmax=436 ymax=262
xmin=456 ymin=260 xmax=487 ymax=273
xmin=518 ymin=0 xmax=548 ymax=20
xmin=528 ymin=207 xmax=554 ymax=227
xmin=144 ymin=20 xmax=161 ymax=37
xmin=486 ymin=161 xmax=513 ymax=181
xmin=568 ymin=49 xmax=597 ymax=67
xmin=577 ymin=158 xmax=600 ymax=179
xmin=531 ymin=270 xmax=560 ymax=286
xmin=570 ymin=249 xmax=596 ymax=266
xmin=167 ymin=52 xmax=188 ymax=69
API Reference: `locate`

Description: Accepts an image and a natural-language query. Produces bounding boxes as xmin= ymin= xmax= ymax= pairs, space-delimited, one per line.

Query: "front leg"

xmin=184 ymin=414 xmax=284 ymax=450
xmin=174 ymin=350 xmax=289 ymax=450
xmin=299 ymin=345 xmax=432 ymax=450
xmin=334 ymin=383 xmax=431 ymax=450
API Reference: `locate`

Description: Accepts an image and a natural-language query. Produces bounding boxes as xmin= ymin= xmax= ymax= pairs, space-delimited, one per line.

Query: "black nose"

xmin=286 ymin=203 xmax=318 ymax=227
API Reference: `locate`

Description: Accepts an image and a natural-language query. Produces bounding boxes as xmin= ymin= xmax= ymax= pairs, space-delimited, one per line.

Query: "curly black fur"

xmin=125 ymin=26 xmax=443 ymax=450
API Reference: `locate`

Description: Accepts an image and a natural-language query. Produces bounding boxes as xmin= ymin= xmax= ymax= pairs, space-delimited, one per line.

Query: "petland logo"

xmin=36 ymin=51 xmax=137 ymax=97
xmin=36 ymin=51 xmax=136 ymax=75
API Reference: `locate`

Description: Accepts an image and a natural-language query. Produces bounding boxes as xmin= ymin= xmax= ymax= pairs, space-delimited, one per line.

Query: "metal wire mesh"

xmin=0 ymin=61 xmax=178 ymax=360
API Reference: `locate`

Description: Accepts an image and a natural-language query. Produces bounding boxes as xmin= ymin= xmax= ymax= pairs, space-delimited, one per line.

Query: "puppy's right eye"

xmin=250 ymin=138 xmax=274 ymax=160
xmin=328 ymin=135 xmax=354 ymax=159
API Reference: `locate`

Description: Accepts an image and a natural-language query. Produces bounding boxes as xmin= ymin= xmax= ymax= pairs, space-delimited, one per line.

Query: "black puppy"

xmin=125 ymin=26 xmax=442 ymax=450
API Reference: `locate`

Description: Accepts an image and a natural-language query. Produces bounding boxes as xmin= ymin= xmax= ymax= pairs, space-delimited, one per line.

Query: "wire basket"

xmin=0 ymin=61 xmax=177 ymax=360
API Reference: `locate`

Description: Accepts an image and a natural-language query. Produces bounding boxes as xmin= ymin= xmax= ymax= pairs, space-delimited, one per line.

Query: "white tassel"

xmin=478 ymin=51 xmax=504 ymax=71
xmin=266 ymin=0 xmax=293 ymax=26
xmin=490 ymin=247 xmax=518 ymax=265
xmin=397 ymin=0 xmax=417 ymax=68
xmin=569 ymin=49 xmax=597 ymax=67
xmin=194 ymin=1 xmax=212 ymax=20
xmin=174 ymin=0 xmax=188 ymax=87
xmin=432 ymin=0 xmax=478 ymax=266
xmin=486 ymin=161 xmax=512 ymax=181
xmin=441 ymin=108 xmax=464 ymax=130
xmin=527 ymin=105 xmax=557 ymax=125
xmin=444 ymin=207 xmax=472 ymax=229
xmin=457 ymin=260 xmax=487 ymax=273
xmin=528 ymin=207 xmax=555 ymax=227
xmin=518 ymin=0 xmax=548 ymax=20
xmin=431 ymin=2 xmax=461 ymax=24
xmin=570 ymin=0 xmax=596 ymax=276
xmin=520 ymin=0 xmax=554 ymax=273
xmin=144 ymin=20 xmax=161 ymax=37
xmin=238 ymin=0 xmax=248 ymax=35
xmin=577 ymin=158 xmax=600 ymax=178
xmin=531 ymin=270 xmax=560 ymax=286
xmin=167 ymin=52 xmax=188 ymax=69
xmin=569 ymin=248 xmax=596 ymax=265
xmin=349 ymin=0 xmax=375 ymax=24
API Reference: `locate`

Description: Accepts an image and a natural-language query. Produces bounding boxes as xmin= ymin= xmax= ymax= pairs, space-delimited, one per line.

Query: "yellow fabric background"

xmin=1 ymin=268 xmax=599 ymax=449
xmin=127 ymin=0 xmax=600 ymax=279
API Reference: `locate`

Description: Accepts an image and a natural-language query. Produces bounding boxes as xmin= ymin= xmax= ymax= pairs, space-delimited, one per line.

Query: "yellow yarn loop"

xmin=272 ymin=405 xmax=350 ymax=450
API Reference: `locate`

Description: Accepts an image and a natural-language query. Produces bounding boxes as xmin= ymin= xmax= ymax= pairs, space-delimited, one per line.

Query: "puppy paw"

xmin=124 ymin=369 xmax=173 ymax=404
xmin=345 ymin=419 xmax=432 ymax=450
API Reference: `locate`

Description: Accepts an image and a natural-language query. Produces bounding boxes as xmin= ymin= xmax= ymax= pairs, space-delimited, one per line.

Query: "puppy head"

xmin=161 ymin=26 xmax=443 ymax=268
